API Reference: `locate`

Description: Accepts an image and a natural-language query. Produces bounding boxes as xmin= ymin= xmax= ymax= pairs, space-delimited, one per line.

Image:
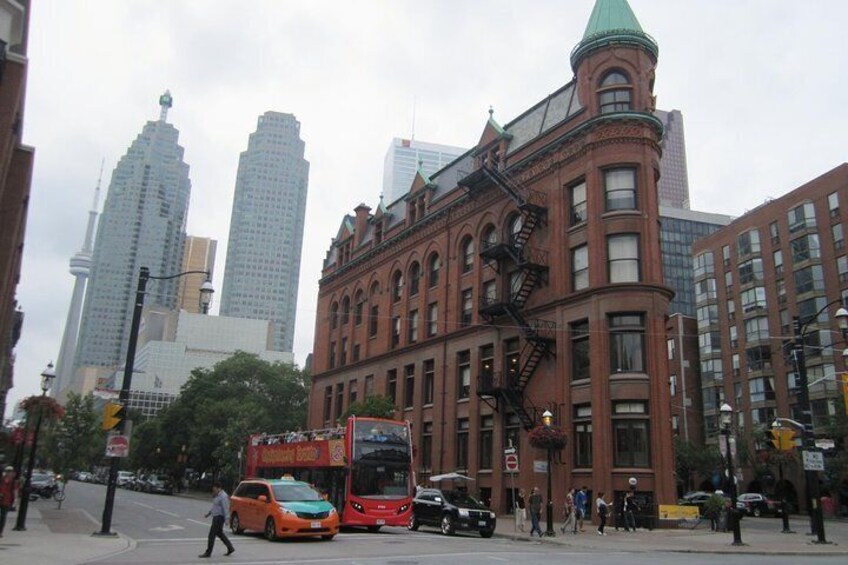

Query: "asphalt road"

xmin=51 ymin=481 xmax=848 ymax=565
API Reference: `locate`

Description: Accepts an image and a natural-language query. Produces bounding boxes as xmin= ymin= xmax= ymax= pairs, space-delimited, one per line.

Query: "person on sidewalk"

xmin=0 ymin=466 xmax=19 ymax=538
xmin=199 ymin=481 xmax=235 ymax=558
xmin=515 ymin=489 xmax=527 ymax=532
xmin=528 ymin=486 xmax=543 ymax=537
xmin=623 ymin=492 xmax=639 ymax=532
xmin=574 ymin=485 xmax=588 ymax=532
xmin=561 ymin=487 xmax=576 ymax=534
xmin=596 ymin=491 xmax=609 ymax=536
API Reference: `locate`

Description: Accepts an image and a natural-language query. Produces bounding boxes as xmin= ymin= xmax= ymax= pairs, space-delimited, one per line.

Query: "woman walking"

xmin=561 ymin=487 xmax=576 ymax=534
xmin=596 ymin=491 xmax=609 ymax=536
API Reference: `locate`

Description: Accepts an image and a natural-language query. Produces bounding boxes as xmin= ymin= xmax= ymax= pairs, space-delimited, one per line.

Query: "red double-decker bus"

xmin=245 ymin=416 xmax=413 ymax=530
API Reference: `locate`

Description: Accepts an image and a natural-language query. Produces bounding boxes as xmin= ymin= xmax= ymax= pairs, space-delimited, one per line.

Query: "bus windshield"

xmin=351 ymin=419 xmax=411 ymax=499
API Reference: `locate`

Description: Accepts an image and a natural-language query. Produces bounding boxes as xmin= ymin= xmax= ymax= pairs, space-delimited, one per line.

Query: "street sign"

xmin=505 ymin=453 xmax=519 ymax=472
xmin=533 ymin=460 xmax=547 ymax=473
xmin=105 ymin=434 xmax=130 ymax=458
xmin=802 ymin=450 xmax=825 ymax=471
xmin=504 ymin=446 xmax=516 ymax=455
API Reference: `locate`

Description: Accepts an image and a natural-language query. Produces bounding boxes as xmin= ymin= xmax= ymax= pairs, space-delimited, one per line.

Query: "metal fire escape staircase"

xmin=459 ymin=164 xmax=556 ymax=430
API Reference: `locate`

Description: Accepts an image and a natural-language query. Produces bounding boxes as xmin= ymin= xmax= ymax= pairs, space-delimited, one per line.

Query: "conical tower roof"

xmin=570 ymin=0 xmax=658 ymax=71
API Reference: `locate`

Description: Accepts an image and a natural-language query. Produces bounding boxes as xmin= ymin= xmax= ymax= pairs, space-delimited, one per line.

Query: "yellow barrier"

xmin=658 ymin=504 xmax=700 ymax=520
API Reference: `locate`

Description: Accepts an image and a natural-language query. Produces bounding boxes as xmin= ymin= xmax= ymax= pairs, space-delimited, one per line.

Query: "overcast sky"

xmin=6 ymin=0 xmax=848 ymax=416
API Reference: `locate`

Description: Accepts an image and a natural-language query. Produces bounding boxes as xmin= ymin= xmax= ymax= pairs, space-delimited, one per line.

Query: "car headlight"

xmin=458 ymin=509 xmax=469 ymax=518
xmin=489 ymin=512 xmax=496 ymax=519
xmin=278 ymin=504 xmax=296 ymax=515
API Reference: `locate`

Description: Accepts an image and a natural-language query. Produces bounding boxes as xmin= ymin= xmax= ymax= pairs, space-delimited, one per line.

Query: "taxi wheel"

xmin=265 ymin=517 xmax=278 ymax=541
xmin=367 ymin=525 xmax=381 ymax=533
xmin=440 ymin=515 xmax=455 ymax=536
xmin=230 ymin=513 xmax=244 ymax=535
xmin=408 ymin=514 xmax=420 ymax=531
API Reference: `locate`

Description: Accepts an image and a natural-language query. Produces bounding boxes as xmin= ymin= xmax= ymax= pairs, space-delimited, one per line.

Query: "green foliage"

xmin=703 ymin=493 xmax=725 ymax=519
xmin=674 ymin=437 xmax=721 ymax=492
xmin=43 ymin=393 xmax=104 ymax=474
xmin=340 ymin=395 xmax=396 ymax=420
xmin=820 ymin=410 xmax=848 ymax=488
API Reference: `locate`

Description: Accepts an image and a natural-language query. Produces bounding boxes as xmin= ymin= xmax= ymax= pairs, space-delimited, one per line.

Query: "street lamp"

xmin=770 ymin=420 xmax=795 ymax=534
xmin=14 ymin=362 xmax=56 ymax=531
xmin=541 ymin=409 xmax=555 ymax=537
xmin=790 ymin=300 xmax=847 ymax=544
xmin=719 ymin=402 xmax=743 ymax=546
xmin=97 ymin=267 xmax=213 ymax=536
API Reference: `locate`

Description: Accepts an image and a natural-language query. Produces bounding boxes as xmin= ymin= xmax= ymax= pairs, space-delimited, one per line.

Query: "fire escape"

xmin=459 ymin=164 xmax=556 ymax=430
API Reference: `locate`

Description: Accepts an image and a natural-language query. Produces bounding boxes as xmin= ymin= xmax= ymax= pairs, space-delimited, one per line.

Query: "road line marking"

xmin=156 ymin=509 xmax=180 ymax=517
xmin=186 ymin=518 xmax=208 ymax=526
xmin=131 ymin=501 xmax=154 ymax=509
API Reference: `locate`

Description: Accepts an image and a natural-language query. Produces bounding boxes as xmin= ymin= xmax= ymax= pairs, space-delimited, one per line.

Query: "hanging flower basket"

xmin=19 ymin=395 xmax=65 ymax=421
xmin=528 ymin=424 xmax=567 ymax=450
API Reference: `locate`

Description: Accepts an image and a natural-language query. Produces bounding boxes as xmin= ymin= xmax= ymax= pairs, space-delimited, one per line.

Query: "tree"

xmin=340 ymin=395 xmax=396 ymax=420
xmin=674 ymin=437 xmax=721 ymax=493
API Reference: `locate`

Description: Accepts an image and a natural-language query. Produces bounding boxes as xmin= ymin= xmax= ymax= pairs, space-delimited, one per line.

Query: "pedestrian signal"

xmin=102 ymin=402 xmax=124 ymax=431
xmin=769 ymin=428 xmax=795 ymax=451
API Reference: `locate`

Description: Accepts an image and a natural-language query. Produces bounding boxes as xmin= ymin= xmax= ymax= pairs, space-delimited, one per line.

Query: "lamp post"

xmin=14 ymin=362 xmax=56 ymax=531
xmin=541 ymin=409 xmax=555 ymax=537
xmin=790 ymin=300 xmax=848 ymax=545
xmin=97 ymin=267 xmax=213 ymax=536
xmin=719 ymin=402 xmax=743 ymax=546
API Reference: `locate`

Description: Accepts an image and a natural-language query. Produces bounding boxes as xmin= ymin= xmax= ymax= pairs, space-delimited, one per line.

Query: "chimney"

xmin=354 ymin=203 xmax=371 ymax=247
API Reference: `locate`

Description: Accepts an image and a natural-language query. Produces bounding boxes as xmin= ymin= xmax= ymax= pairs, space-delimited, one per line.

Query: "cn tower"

xmin=53 ymin=165 xmax=103 ymax=396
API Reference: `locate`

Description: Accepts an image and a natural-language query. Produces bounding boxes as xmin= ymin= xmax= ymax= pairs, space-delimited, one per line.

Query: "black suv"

xmin=408 ymin=488 xmax=496 ymax=537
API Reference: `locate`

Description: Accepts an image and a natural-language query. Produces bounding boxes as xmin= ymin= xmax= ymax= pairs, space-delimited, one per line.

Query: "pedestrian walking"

xmin=561 ymin=487 xmax=576 ymax=534
xmin=528 ymin=486 xmax=543 ymax=537
xmin=515 ymin=488 xmax=527 ymax=532
xmin=574 ymin=485 xmax=588 ymax=532
xmin=596 ymin=491 xmax=609 ymax=535
xmin=0 ymin=466 xmax=18 ymax=538
xmin=199 ymin=481 xmax=235 ymax=558
xmin=623 ymin=492 xmax=639 ymax=531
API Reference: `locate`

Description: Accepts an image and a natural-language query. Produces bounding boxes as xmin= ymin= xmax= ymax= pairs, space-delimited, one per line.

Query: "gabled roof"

xmin=476 ymin=108 xmax=511 ymax=150
xmin=570 ymin=0 xmax=658 ymax=70
xmin=335 ymin=215 xmax=354 ymax=241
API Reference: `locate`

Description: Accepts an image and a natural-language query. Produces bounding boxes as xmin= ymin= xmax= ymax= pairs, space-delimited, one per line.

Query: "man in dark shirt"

xmin=528 ymin=486 xmax=543 ymax=537
xmin=199 ymin=481 xmax=235 ymax=558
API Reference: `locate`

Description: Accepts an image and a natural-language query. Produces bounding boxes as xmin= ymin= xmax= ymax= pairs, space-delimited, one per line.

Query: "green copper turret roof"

xmin=571 ymin=0 xmax=658 ymax=71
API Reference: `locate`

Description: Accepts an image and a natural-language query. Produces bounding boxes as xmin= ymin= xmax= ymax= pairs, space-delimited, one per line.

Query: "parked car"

xmin=229 ymin=477 xmax=339 ymax=541
xmin=75 ymin=471 xmax=94 ymax=482
xmin=678 ymin=491 xmax=712 ymax=516
xmin=116 ymin=471 xmax=136 ymax=488
xmin=408 ymin=488 xmax=496 ymax=537
xmin=139 ymin=474 xmax=173 ymax=495
xmin=736 ymin=493 xmax=781 ymax=517
xmin=29 ymin=471 xmax=57 ymax=499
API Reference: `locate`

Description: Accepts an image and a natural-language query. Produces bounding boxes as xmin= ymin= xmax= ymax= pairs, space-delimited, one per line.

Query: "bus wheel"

xmin=265 ymin=517 xmax=278 ymax=541
xmin=366 ymin=525 xmax=381 ymax=533
xmin=440 ymin=515 xmax=455 ymax=536
xmin=230 ymin=513 xmax=244 ymax=535
xmin=408 ymin=514 xmax=420 ymax=531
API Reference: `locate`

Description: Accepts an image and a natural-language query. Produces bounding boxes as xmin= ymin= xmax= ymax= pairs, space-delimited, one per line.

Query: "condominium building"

xmin=382 ymin=138 xmax=466 ymax=204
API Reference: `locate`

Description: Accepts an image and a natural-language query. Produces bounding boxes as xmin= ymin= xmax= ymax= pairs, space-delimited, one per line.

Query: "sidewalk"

xmin=0 ymin=505 xmax=131 ymax=565
xmin=494 ymin=514 xmax=848 ymax=555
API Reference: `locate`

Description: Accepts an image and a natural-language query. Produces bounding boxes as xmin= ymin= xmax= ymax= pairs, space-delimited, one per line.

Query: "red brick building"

xmin=309 ymin=0 xmax=676 ymax=514
xmin=0 ymin=0 xmax=32 ymax=419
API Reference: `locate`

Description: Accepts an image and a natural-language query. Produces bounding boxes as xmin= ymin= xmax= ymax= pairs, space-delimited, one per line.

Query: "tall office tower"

xmin=655 ymin=109 xmax=690 ymax=209
xmin=54 ymin=171 xmax=102 ymax=396
xmin=177 ymin=235 xmax=216 ymax=313
xmin=74 ymin=92 xmax=191 ymax=378
xmin=382 ymin=138 xmax=466 ymax=204
xmin=0 ymin=0 xmax=31 ymax=418
xmin=220 ymin=112 xmax=309 ymax=353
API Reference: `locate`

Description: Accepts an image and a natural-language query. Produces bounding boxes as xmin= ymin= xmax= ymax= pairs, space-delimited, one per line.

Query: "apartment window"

xmin=574 ymin=404 xmax=593 ymax=468
xmin=791 ymin=234 xmax=821 ymax=263
xmin=409 ymin=262 xmax=421 ymax=296
xmin=482 ymin=224 xmax=498 ymax=252
xmin=838 ymin=256 xmax=848 ymax=284
xmin=482 ymin=280 xmax=497 ymax=308
xmin=392 ymin=270 xmax=404 ymax=302
xmin=323 ymin=386 xmax=333 ymax=424
xmin=725 ymin=271 xmax=734 ymax=292
xmin=788 ymin=202 xmax=816 ymax=233
xmin=479 ymin=344 xmax=494 ymax=390
xmin=352 ymin=343 xmax=360 ymax=363
xmin=456 ymin=418 xmax=469 ymax=469
xmin=738 ymin=258 xmax=764 ymax=285
xmin=609 ymin=314 xmax=645 ymax=373
xmin=740 ymin=287 xmax=767 ymax=314
xmin=330 ymin=302 xmax=339 ymax=329
xmin=421 ymin=422 xmax=433 ymax=470
xmin=604 ymin=168 xmax=637 ymax=211
xmin=428 ymin=253 xmax=441 ymax=288
xmin=701 ymin=358 xmax=724 ymax=384
xmin=504 ymin=413 xmax=521 ymax=458
xmin=798 ymin=296 xmax=827 ymax=326
xmin=737 ymin=229 xmax=761 ymax=257
xmin=479 ymin=415 xmax=494 ymax=469
xmin=427 ymin=302 xmax=438 ymax=337
xmin=329 ymin=341 xmax=336 ymax=369
xmin=795 ymin=265 xmax=825 ymax=295
xmin=505 ymin=338 xmax=520 ymax=387
xmin=749 ymin=376 xmax=776 ymax=403
xmin=746 ymin=346 xmax=772 ymax=372
xmin=334 ymin=383 xmax=344 ymax=422
xmin=386 ymin=370 xmax=397 ymax=404
xmin=458 ymin=350 xmax=471 ymax=399
xmin=571 ymin=320 xmax=590 ymax=380
xmin=694 ymin=278 xmax=717 ymax=304
xmin=354 ymin=291 xmax=364 ymax=326
xmin=408 ymin=309 xmax=419 ymax=343
xmin=729 ymin=325 xmax=738 ymax=348
xmin=364 ymin=374 xmax=374 ymax=398
xmin=340 ymin=337 xmax=348 ymax=366
xmin=369 ymin=304 xmax=379 ymax=337
xmin=727 ymin=298 xmax=736 ymax=321
xmin=693 ymin=251 xmax=715 ymax=278
xmin=608 ymin=234 xmax=640 ymax=282
xmin=773 ymin=250 xmax=783 ymax=276
xmin=667 ymin=338 xmax=676 ymax=360
xmin=598 ymin=70 xmax=632 ymax=113
xmin=703 ymin=387 xmax=723 ymax=411
xmin=613 ymin=401 xmax=649 ymax=467
xmin=669 ymin=375 xmax=678 ymax=396
xmin=829 ymin=192 xmax=840 ymax=217
xmin=404 ymin=364 xmax=415 ymax=409
xmin=696 ymin=304 xmax=718 ymax=329
xmin=744 ymin=316 xmax=769 ymax=342
xmin=769 ymin=221 xmax=780 ymax=244
xmin=341 ymin=296 xmax=350 ymax=325
xmin=349 ymin=379 xmax=358 ymax=405
xmin=423 ymin=360 xmax=435 ymax=406
xmin=391 ymin=316 xmax=400 ymax=348
xmin=570 ymin=180 xmax=587 ymax=225
xmin=462 ymin=237 xmax=475 ymax=273
xmin=732 ymin=353 xmax=740 ymax=377
xmin=722 ymin=245 xmax=731 ymax=267
xmin=833 ymin=223 xmax=844 ymax=250
xmin=572 ymin=244 xmax=589 ymax=290
xmin=699 ymin=331 xmax=721 ymax=355
xmin=461 ymin=288 xmax=473 ymax=326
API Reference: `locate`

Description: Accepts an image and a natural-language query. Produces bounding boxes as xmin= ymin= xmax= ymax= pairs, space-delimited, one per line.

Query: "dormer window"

xmin=598 ymin=70 xmax=632 ymax=114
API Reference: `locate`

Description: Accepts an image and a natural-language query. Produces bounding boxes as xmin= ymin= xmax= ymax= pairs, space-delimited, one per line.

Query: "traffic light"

xmin=102 ymin=402 xmax=125 ymax=431
xmin=769 ymin=428 xmax=796 ymax=451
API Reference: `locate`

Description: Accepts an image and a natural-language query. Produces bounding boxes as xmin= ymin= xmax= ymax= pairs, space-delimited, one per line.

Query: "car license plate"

xmin=478 ymin=520 xmax=487 ymax=526
xmin=311 ymin=521 xmax=321 ymax=529
xmin=376 ymin=519 xmax=386 ymax=525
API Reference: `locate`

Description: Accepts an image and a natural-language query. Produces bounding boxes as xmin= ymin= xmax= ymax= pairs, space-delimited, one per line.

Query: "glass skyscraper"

xmin=655 ymin=109 xmax=690 ymax=209
xmin=382 ymin=138 xmax=466 ymax=204
xmin=75 ymin=92 xmax=191 ymax=374
xmin=220 ymin=112 xmax=309 ymax=353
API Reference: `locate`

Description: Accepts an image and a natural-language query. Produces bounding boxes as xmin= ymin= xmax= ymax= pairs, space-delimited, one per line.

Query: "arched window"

xmin=341 ymin=296 xmax=350 ymax=325
xmin=330 ymin=302 xmax=339 ymax=329
xmin=507 ymin=214 xmax=523 ymax=245
xmin=428 ymin=253 xmax=441 ymax=288
xmin=461 ymin=237 xmax=475 ymax=273
xmin=409 ymin=262 xmax=421 ymax=296
xmin=598 ymin=70 xmax=631 ymax=114
xmin=392 ymin=270 xmax=404 ymax=302
xmin=482 ymin=224 xmax=497 ymax=251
